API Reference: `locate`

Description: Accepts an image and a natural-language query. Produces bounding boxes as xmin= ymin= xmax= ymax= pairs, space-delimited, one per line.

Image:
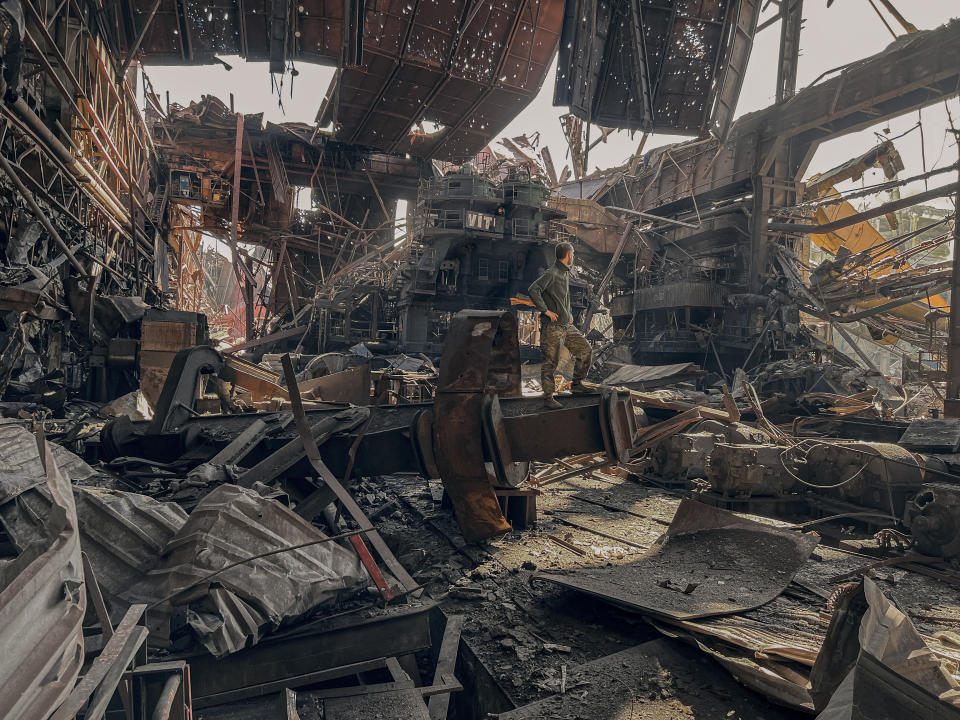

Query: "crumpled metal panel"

xmin=817 ymin=578 xmax=960 ymax=720
xmin=73 ymin=487 xmax=188 ymax=625
xmin=537 ymin=498 xmax=819 ymax=621
xmin=0 ymin=424 xmax=85 ymax=720
xmin=0 ymin=419 xmax=49 ymax=504
xmin=0 ymin=451 xmax=189 ymax=633
xmin=1 ymin=433 xmax=371 ymax=660
xmin=603 ymin=362 xmax=700 ymax=385
xmin=135 ymin=483 xmax=369 ymax=657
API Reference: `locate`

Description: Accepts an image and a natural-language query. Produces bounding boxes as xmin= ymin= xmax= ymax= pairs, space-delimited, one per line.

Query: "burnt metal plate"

xmin=324 ymin=688 xmax=431 ymax=720
xmin=555 ymin=0 xmax=761 ymax=136
xmin=183 ymin=601 xmax=436 ymax=703
xmin=899 ymin=418 xmax=960 ymax=453
xmin=495 ymin=638 xmax=797 ymax=720
xmin=537 ymin=499 xmax=819 ymax=621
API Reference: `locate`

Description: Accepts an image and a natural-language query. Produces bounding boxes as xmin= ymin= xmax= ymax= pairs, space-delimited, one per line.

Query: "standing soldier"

xmin=528 ymin=242 xmax=592 ymax=409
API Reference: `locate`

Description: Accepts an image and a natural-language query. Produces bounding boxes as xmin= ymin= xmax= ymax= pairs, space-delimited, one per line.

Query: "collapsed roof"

xmin=124 ymin=0 xmax=763 ymax=160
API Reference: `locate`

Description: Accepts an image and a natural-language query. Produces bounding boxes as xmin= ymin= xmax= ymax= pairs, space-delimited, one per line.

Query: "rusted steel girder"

xmin=433 ymin=311 xmax=523 ymax=541
xmin=434 ymin=310 xmax=637 ymax=540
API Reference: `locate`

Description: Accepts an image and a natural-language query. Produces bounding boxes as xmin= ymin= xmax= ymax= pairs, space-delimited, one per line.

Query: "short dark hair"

xmin=555 ymin=242 xmax=573 ymax=261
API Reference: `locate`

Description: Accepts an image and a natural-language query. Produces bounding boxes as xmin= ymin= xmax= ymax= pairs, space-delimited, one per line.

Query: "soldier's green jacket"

xmin=528 ymin=261 xmax=572 ymax=325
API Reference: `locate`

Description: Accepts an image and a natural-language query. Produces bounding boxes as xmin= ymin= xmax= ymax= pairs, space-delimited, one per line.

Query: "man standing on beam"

xmin=528 ymin=242 xmax=593 ymax=409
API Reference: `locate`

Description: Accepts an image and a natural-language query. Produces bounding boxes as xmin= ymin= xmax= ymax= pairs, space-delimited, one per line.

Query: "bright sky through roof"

xmin=142 ymin=2 xmax=959 ymax=201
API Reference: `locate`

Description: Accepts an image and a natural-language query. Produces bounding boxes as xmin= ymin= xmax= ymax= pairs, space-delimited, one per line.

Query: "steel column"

xmin=945 ymin=136 xmax=960 ymax=417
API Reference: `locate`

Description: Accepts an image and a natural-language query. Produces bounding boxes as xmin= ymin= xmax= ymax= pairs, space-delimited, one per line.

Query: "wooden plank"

xmin=191 ymin=658 xmax=390 ymax=709
xmin=280 ymin=354 xmax=419 ymax=594
xmin=238 ymin=409 xmax=368 ymax=488
xmin=427 ymin=615 xmax=464 ymax=720
xmin=222 ymin=325 xmax=309 ymax=354
xmin=81 ymin=553 xmax=133 ymax=715
xmin=280 ymin=688 xmax=300 ymax=720
xmin=207 ymin=419 xmax=267 ymax=466
xmin=50 ymin=604 xmax=148 ymax=720
xmin=385 ymin=657 xmax=415 ymax=688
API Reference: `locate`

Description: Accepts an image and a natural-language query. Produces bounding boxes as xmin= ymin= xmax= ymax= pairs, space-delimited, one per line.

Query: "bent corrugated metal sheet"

xmin=0 ymin=424 xmax=86 ymax=720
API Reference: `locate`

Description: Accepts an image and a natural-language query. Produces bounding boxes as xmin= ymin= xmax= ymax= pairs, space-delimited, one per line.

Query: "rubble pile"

xmin=3 ymin=304 xmax=960 ymax=719
xmin=2 ymin=0 xmax=960 ymax=717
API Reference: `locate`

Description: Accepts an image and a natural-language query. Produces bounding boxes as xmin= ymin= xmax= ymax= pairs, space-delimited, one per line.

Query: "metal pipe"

xmin=9 ymin=98 xmax=76 ymax=168
xmin=1 ymin=101 xmax=146 ymax=260
xmin=15 ymin=98 xmax=133 ymax=227
xmin=582 ymin=220 xmax=634 ymax=332
xmin=51 ymin=118 xmax=134 ymax=221
xmin=606 ymin=206 xmax=700 ymax=228
xmin=119 ymin=0 xmax=164 ymax=79
xmin=828 ymin=319 xmax=903 ymax=401
xmin=0 ymin=143 xmax=87 ymax=276
xmin=150 ymin=674 xmax=181 ymax=720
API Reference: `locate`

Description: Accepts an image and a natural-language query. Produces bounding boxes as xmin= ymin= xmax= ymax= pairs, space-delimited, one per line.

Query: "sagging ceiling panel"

xmin=554 ymin=0 xmax=761 ymax=137
xmin=320 ymin=0 xmax=565 ymax=161
xmin=127 ymin=0 xmax=562 ymax=161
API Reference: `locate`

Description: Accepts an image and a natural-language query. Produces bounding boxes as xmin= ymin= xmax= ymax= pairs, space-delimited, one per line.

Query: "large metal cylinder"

xmin=795 ymin=442 xmax=923 ymax=516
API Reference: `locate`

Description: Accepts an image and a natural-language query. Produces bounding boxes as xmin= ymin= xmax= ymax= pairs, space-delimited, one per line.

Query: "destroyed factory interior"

xmin=8 ymin=0 xmax=960 ymax=718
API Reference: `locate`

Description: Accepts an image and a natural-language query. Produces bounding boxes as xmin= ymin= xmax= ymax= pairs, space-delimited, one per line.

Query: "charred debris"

xmin=3 ymin=1 xmax=960 ymax=719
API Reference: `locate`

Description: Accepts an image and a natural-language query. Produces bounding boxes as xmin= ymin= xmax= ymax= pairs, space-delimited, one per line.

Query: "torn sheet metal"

xmin=537 ymin=498 xmax=819 ymax=621
xmin=651 ymin=619 xmax=816 ymax=712
xmin=817 ymin=578 xmax=960 ymax=719
xmin=73 ymin=487 xmax=188 ymax=625
xmin=602 ymin=362 xmax=702 ymax=386
xmin=0 ymin=419 xmax=50 ymax=503
xmin=137 ymin=484 xmax=370 ymax=657
xmin=3 ymin=438 xmax=372 ymax=659
xmin=298 ymin=365 xmax=371 ymax=405
xmin=0 ymin=424 xmax=85 ymax=720
xmin=555 ymin=0 xmax=761 ymax=137
xmin=0 ymin=444 xmax=188 ymax=629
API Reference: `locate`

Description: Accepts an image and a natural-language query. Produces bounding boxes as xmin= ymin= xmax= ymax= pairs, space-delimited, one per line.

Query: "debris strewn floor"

xmin=3 ymin=3 xmax=960 ymax=719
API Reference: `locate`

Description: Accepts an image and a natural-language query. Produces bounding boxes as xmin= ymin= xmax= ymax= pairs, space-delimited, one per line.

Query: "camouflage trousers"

xmin=540 ymin=322 xmax=592 ymax=397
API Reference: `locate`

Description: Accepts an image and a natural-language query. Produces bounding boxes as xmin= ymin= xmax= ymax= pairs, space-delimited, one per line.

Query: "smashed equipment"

xmin=99 ymin=310 xmax=639 ymax=542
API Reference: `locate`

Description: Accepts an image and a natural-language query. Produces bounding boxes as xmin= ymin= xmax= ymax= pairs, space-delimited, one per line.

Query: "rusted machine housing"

xmin=707 ymin=443 xmax=793 ymax=497
xmin=795 ymin=442 xmax=924 ymax=517
xmin=652 ymin=432 xmax=718 ymax=485
xmin=653 ymin=421 xmax=770 ymax=485
xmin=908 ymin=483 xmax=960 ymax=560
